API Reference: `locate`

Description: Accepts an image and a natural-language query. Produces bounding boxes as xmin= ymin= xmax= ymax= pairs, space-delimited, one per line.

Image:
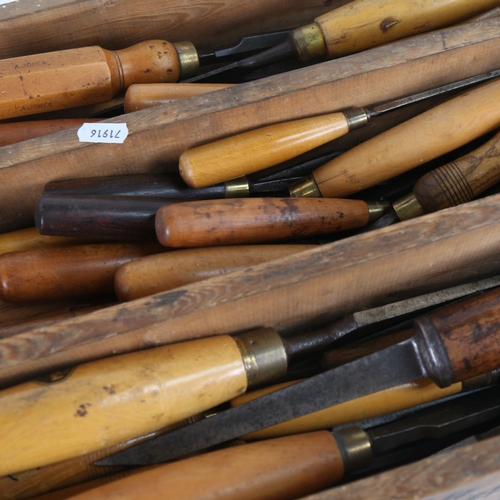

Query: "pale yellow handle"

xmin=179 ymin=112 xmax=350 ymax=188
xmin=0 ymin=335 xmax=247 ymax=476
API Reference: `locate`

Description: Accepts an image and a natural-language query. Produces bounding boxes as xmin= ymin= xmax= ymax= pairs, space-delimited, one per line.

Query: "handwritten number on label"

xmin=78 ymin=123 xmax=128 ymax=144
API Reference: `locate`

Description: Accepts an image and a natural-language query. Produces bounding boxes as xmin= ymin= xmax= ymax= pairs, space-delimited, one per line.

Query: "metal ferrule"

xmin=224 ymin=177 xmax=250 ymax=198
xmin=462 ymin=369 xmax=500 ymax=391
xmin=343 ymin=108 xmax=370 ymax=130
xmin=366 ymin=200 xmax=391 ymax=223
xmin=291 ymin=22 xmax=327 ymax=62
xmin=288 ymin=175 xmax=321 ymax=198
xmin=331 ymin=425 xmax=373 ymax=474
xmin=234 ymin=328 xmax=288 ymax=388
xmin=173 ymin=41 xmax=200 ymax=80
xmin=392 ymin=192 xmax=425 ymax=221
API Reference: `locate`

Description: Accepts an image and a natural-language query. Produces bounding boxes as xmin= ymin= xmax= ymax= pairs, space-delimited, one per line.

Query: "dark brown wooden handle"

xmin=155 ymin=197 xmax=369 ymax=247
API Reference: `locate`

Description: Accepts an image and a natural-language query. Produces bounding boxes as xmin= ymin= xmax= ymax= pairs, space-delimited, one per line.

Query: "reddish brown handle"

xmin=155 ymin=197 xmax=369 ymax=247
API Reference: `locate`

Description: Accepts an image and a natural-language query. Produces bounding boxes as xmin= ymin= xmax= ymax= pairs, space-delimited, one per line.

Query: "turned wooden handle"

xmin=179 ymin=112 xmax=351 ymax=188
xmin=0 ymin=40 xmax=182 ymax=119
xmin=69 ymin=431 xmax=343 ymax=500
xmin=155 ymin=197 xmax=369 ymax=247
xmin=312 ymin=78 xmax=500 ymax=197
xmin=124 ymin=83 xmax=234 ymax=112
xmin=115 ymin=244 xmax=316 ymax=301
xmin=413 ymin=129 xmax=500 ymax=213
xmin=0 ymin=242 xmax=163 ymax=302
xmin=315 ymin=0 xmax=499 ymax=59
xmin=0 ymin=335 xmax=247 ymax=476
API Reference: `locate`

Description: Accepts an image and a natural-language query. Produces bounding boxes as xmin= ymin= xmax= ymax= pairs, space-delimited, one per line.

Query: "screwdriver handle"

xmin=0 ymin=335 xmax=248 ymax=476
xmin=413 ymin=129 xmax=500 ymax=213
xmin=0 ymin=40 xmax=193 ymax=119
xmin=179 ymin=110 xmax=362 ymax=188
xmin=68 ymin=431 xmax=344 ymax=500
xmin=155 ymin=197 xmax=371 ymax=247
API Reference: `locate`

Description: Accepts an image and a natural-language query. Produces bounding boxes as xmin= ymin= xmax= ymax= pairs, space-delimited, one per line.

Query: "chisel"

xmin=98 ymin=284 xmax=500 ymax=464
xmin=179 ymin=70 xmax=500 ymax=188
xmin=185 ymin=0 xmax=499 ymax=83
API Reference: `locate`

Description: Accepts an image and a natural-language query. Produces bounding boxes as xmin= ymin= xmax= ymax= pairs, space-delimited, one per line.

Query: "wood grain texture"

xmin=1 ymin=19 xmax=500 ymax=233
xmin=3 ymin=193 xmax=500 ymax=388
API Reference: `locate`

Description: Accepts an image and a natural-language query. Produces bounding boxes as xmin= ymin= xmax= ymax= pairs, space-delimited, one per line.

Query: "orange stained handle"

xmin=68 ymin=431 xmax=344 ymax=500
xmin=0 ymin=40 xmax=183 ymax=119
xmin=179 ymin=111 xmax=351 ymax=188
xmin=124 ymin=83 xmax=234 ymax=112
xmin=155 ymin=197 xmax=370 ymax=247
xmin=0 ymin=335 xmax=247 ymax=476
xmin=310 ymin=78 xmax=500 ymax=198
xmin=115 ymin=244 xmax=316 ymax=301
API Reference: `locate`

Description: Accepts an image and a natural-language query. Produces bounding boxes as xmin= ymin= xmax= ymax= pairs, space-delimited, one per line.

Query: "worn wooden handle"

xmin=115 ymin=244 xmax=316 ymax=301
xmin=0 ymin=335 xmax=247 ymax=476
xmin=155 ymin=197 xmax=369 ymax=247
xmin=69 ymin=431 xmax=343 ymax=500
xmin=316 ymin=0 xmax=499 ymax=59
xmin=179 ymin=112 xmax=350 ymax=188
xmin=312 ymin=78 xmax=500 ymax=197
xmin=0 ymin=242 xmax=163 ymax=302
xmin=0 ymin=40 xmax=181 ymax=119
xmin=414 ymin=129 xmax=500 ymax=213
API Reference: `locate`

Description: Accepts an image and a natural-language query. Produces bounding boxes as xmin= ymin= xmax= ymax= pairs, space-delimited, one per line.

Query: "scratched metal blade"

xmin=97 ymin=341 xmax=423 ymax=466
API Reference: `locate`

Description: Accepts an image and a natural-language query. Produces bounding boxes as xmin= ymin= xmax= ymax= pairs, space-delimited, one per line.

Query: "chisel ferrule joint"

xmin=234 ymin=328 xmax=288 ymax=388
xmin=392 ymin=192 xmax=425 ymax=221
xmin=366 ymin=200 xmax=391 ymax=223
xmin=288 ymin=174 xmax=321 ymax=198
xmin=173 ymin=41 xmax=200 ymax=80
xmin=331 ymin=425 xmax=373 ymax=474
xmin=343 ymin=108 xmax=370 ymax=131
xmin=224 ymin=177 xmax=250 ymax=198
xmin=291 ymin=23 xmax=327 ymax=62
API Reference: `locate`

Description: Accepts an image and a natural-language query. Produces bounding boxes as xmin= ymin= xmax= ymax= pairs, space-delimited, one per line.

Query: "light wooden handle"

xmin=68 ymin=431 xmax=344 ymax=500
xmin=315 ymin=0 xmax=499 ymax=59
xmin=124 ymin=83 xmax=234 ymax=112
xmin=414 ymin=129 xmax=500 ymax=213
xmin=0 ymin=40 xmax=181 ymax=119
xmin=115 ymin=244 xmax=316 ymax=301
xmin=0 ymin=335 xmax=247 ymax=476
xmin=155 ymin=197 xmax=369 ymax=247
xmin=179 ymin=112 xmax=350 ymax=188
xmin=312 ymin=78 xmax=500 ymax=197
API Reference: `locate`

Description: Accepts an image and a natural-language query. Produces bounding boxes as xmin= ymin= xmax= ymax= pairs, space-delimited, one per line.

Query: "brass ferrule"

xmin=331 ymin=425 xmax=373 ymax=473
xmin=366 ymin=200 xmax=391 ymax=223
xmin=291 ymin=22 xmax=327 ymax=62
xmin=288 ymin=175 xmax=321 ymax=198
xmin=343 ymin=108 xmax=370 ymax=130
xmin=173 ymin=41 xmax=199 ymax=80
xmin=234 ymin=328 xmax=288 ymax=388
xmin=392 ymin=192 xmax=425 ymax=221
xmin=225 ymin=177 xmax=250 ymax=198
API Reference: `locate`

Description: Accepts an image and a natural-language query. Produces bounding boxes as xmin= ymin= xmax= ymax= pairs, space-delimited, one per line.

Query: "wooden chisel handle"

xmin=155 ymin=197 xmax=381 ymax=247
xmin=0 ymin=40 xmax=196 ymax=119
xmin=294 ymin=78 xmax=500 ymax=198
xmin=68 ymin=432 xmax=344 ymax=500
xmin=115 ymin=244 xmax=316 ymax=301
xmin=0 ymin=242 xmax=163 ymax=302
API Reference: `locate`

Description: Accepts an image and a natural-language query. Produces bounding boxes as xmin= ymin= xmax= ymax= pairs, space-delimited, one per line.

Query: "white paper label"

xmin=77 ymin=123 xmax=128 ymax=144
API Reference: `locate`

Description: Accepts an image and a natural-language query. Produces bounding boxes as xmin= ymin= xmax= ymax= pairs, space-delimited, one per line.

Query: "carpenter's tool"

xmin=185 ymin=0 xmax=498 ymax=83
xmin=179 ymin=70 xmax=500 ymax=188
xmin=95 ymin=285 xmax=500 ymax=464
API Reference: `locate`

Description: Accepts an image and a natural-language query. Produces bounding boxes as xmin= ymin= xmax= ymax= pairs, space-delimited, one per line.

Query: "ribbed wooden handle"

xmin=155 ymin=197 xmax=369 ymax=247
xmin=313 ymin=78 xmax=500 ymax=197
xmin=0 ymin=242 xmax=162 ymax=302
xmin=179 ymin=112 xmax=349 ymax=188
xmin=0 ymin=335 xmax=247 ymax=476
xmin=0 ymin=40 xmax=180 ymax=119
xmin=316 ymin=0 xmax=499 ymax=58
xmin=69 ymin=432 xmax=343 ymax=500
xmin=414 ymin=129 xmax=500 ymax=213
xmin=115 ymin=244 xmax=316 ymax=301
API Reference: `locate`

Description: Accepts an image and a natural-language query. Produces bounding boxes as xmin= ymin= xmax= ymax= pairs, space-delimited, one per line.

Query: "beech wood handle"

xmin=0 ymin=40 xmax=181 ymax=119
xmin=413 ymin=129 xmax=500 ymax=213
xmin=179 ymin=112 xmax=350 ymax=188
xmin=69 ymin=431 xmax=344 ymax=500
xmin=115 ymin=244 xmax=316 ymax=301
xmin=312 ymin=78 xmax=500 ymax=197
xmin=0 ymin=335 xmax=247 ymax=476
xmin=155 ymin=197 xmax=369 ymax=247
xmin=0 ymin=242 xmax=163 ymax=302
